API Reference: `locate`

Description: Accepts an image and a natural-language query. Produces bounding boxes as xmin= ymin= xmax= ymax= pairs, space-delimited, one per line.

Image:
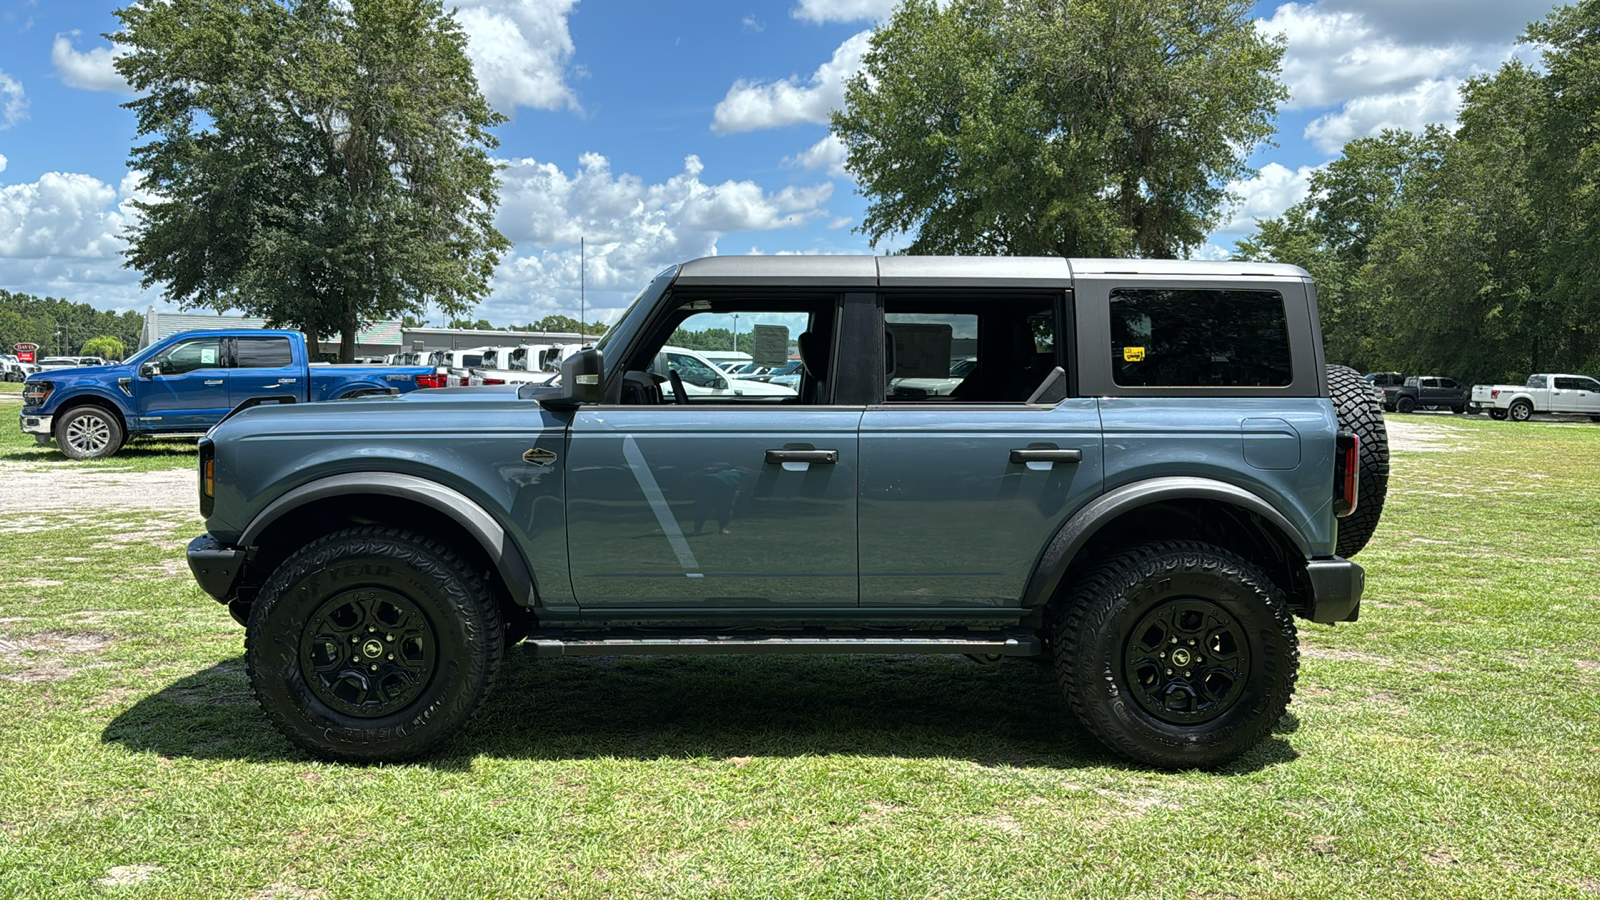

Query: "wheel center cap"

xmin=1170 ymin=647 xmax=1193 ymax=667
xmin=362 ymin=639 xmax=384 ymax=659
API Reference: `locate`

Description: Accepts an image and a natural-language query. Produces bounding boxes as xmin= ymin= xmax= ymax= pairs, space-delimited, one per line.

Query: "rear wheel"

xmin=1396 ymin=396 xmax=1417 ymax=414
xmin=1489 ymin=409 xmax=1508 ymax=420
xmin=246 ymin=526 xmax=504 ymax=762
xmin=1052 ymin=541 xmax=1298 ymax=769
xmin=55 ymin=406 xmax=125 ymax=460
xmin=1326 ymin=365 xmax=1389 ymax=558
xmin=1509 ymin=400 xmax=1534 ymax=422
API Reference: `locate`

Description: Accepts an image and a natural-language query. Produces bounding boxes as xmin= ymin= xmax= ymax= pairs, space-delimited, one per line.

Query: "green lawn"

xmin=1 ymin=415 xmax=1597 ymax=898
xmin=0 ymin=380 xmax=22 ymax=393
xmin=0 ymin=405 xmax=201 ymax=472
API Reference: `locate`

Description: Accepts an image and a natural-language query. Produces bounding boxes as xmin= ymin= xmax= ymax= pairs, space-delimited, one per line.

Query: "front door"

xmin=133 ymin=335 xmax=230 ymax=430
xmin=565 ymin=407 xmax=862 ymax=608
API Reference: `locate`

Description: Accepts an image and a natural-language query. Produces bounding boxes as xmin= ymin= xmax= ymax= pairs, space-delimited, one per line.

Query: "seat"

xmin=797 ymin=331 xmax=829 ymax=403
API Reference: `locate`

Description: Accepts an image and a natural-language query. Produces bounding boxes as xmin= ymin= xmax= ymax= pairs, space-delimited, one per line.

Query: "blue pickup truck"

xmin=19 ymin=328 xmax=442 ymax=459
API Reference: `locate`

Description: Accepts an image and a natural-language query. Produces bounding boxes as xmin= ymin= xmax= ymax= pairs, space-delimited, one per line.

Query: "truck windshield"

xmin=595 ymin=265 xmax=677 ymax=381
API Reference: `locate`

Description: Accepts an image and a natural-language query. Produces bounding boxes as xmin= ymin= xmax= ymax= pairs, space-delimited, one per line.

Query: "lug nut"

xmin=1184 ymin=671 xmax=1192 ymax=677
xmin=370 ymin=664 xmax=378 ymax=671
xmin=386 ymin=633 xmax=394 ymax=642
xmin=1165 ymin=669 xmax=1173 ymax=675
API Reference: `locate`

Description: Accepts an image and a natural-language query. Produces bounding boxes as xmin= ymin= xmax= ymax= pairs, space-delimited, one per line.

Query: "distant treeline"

xmin=0 ymin=290 xmax=144 ymax=359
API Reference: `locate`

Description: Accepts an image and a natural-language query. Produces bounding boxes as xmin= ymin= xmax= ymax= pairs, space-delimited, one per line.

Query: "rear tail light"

xmin=1490 ymin=389 xmax=1500 ymax=399
xmin=481 ymin=377 xmax=505 ymax=385
xmin=414 ymin=374 xmax=446 ymax=389
xmin=1333 ymin=431 xmax=1359 ymax=518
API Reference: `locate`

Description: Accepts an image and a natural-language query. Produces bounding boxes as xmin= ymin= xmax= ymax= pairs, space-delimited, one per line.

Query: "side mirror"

xmin=713 ymin=375 xmax=729 ymax=391
xmin=139 ymin=362 xmax=159 ymax=379
xmin=544 ymin=347 xmax=604 ymax=409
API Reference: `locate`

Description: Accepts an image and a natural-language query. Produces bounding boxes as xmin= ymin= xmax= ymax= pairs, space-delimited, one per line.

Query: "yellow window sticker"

xmin=1123 ymin=347 xmax=1146 ymax=362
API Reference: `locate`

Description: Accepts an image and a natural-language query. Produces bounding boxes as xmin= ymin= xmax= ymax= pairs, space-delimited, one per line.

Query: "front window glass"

xmin=153 ymin=337 xmax=223 ymax=376
xmin=1110 ymin=288 xmax=1291 ymax=387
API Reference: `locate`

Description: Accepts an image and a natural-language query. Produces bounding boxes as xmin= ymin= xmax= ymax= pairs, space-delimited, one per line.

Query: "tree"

xmin=0 ymin=290 xmax=144 ymax=358
xmin=80 ymin=336 xmax=127 ymax=361
xmin=114 ymin=0 xmax=511 ymax=362
xmin=832 ymin=0 xmax=1285 ymax=259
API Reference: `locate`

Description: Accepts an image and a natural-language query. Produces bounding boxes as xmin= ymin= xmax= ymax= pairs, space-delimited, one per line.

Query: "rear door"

xmin=857 ymin=292 xmax=1104 ymax=609
xmin=229 ymin=335 xmax=304 ymax=408
xmin=1552 ymin=376 xmax=1600 ymax=414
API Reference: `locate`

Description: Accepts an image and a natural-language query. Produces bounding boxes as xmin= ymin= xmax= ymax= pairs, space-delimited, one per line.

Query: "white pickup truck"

xmin=1470 ymin=373 xmax=1600 ymax=421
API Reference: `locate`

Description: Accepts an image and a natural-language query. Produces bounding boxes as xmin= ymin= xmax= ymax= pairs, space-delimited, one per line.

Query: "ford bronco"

xmin=186 ymin=256 xmax=1388 ymax=769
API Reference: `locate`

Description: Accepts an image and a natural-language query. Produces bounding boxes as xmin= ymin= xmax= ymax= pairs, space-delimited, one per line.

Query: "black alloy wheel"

xmin=1053 ymin=541 xmax=1298 ymax=769
xmin=246 ymin=526 xmax=503 ymax=762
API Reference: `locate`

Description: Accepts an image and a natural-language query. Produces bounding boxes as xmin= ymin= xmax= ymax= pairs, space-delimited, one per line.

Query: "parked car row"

xmin=1471 ymin=373 xmax=1600 ymax=421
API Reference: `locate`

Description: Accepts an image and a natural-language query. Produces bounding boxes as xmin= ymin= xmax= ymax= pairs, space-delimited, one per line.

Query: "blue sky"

xmin=0 ymin=0 xmax=1562 ymax=327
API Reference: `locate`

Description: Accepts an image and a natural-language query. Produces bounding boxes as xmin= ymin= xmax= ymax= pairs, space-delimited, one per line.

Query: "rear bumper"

xmin=18 ymin=413 xmax=52 ymax=435
xmin=187 ymin=533 xmax=246 ymax=603
xmin=1304 ymin=557 xmax=1364 ymax=624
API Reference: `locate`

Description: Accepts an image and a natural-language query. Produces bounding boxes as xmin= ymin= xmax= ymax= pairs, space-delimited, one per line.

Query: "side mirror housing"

xmin=543 ymin=347 xmax=604 ymax=409
xmin=139 ymin=362 xmax=159 ymax=379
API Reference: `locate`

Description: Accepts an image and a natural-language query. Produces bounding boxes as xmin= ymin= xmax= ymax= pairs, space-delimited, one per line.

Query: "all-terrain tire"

xmin=1509 ymin=399 xmax=1534 ymax=422
xmin=55 ymin=405 xmax=125 ymax=460
xmin=1326 ymin=365 xmax=1388 ymax=558
xmin=1051 ymin=541 xmax=1298 ymax=769
xmin=246 ymin=526 xmax=504 ymax=762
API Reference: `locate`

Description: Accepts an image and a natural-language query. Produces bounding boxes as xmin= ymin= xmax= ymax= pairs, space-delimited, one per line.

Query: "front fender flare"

xmin=238 ymin=472 xmax=538 ymax=608
xmin=1021 ymin=476 xmax=1311 ymax=609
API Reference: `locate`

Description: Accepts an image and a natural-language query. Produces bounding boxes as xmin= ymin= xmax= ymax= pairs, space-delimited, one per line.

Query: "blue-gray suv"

xmin=186 ymin=256 xmax=1388 ymax=769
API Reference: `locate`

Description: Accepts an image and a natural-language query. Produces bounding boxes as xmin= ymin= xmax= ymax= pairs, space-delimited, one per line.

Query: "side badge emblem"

xmin=522 ymin=447 xmax=558 ymax=467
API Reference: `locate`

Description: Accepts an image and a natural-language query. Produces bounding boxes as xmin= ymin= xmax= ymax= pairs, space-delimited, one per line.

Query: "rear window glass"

xmin=234 ymin=336 xmax=293 ymax=368
xmin=1110 ymin=288 xmax=1292 ymax=387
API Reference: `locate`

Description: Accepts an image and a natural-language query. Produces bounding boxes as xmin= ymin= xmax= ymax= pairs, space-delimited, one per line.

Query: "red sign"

xmin=13 ymin=342 xmax=37 ymax=363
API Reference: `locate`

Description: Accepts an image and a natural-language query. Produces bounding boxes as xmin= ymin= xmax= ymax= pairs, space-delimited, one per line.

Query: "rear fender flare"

xmin=1021 ymin=476 xmax=1311 ymax=608
xmin=238 ymin=472 xmax=538 ymax=608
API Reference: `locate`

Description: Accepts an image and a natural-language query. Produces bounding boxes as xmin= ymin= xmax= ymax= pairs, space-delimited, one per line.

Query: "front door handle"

xmin=204 ymin=379 xmax=224 ymax=385
xmin=765 ymin=449 xmax=838 ymax=465
xmin=1010 ymin=448 xmax=1082 ymax=464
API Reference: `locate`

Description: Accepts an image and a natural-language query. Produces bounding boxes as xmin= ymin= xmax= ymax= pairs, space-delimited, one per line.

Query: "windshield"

xmin=596 ymin=265 xmax=679 ymax=383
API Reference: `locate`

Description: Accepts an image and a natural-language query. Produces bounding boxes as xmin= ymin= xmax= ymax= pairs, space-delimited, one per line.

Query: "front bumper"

xmin=1304 ymin=556 xmax=1364 ymax=624
xmin=187 ymin=533 xmax=246 ymax=603
xmin=18 ymin=413 xmax=52 ymax=436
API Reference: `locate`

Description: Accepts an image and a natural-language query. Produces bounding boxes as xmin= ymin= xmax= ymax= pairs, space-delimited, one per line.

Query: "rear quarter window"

xmin=1110 ymin=288 xmax=1292 ymax=387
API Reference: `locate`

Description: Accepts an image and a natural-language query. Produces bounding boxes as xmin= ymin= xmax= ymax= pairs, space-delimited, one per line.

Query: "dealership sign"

xmin=13 ymin=342 xmax=38 ymax=363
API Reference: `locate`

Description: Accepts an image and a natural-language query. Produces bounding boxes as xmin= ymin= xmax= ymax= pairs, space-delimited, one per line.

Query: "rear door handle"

xmin=765 ymin=449 xmax=838 ymax=465
xmin=204 ymin=379 xmax=224 ymax=385
xmin=1010 ymin=448 xmax=1082 ymax=464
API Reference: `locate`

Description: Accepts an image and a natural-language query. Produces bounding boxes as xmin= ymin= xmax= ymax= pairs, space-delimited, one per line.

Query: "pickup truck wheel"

xmin=246 ymin=526 xmax=504 ymax=762
xmin=55 ymin=406 xmax=125 ymax=459
xmin=1326 ymin=365 xmax=1388 ymax=558
xmin=1052 ymin=541 xmax=1297 ymax=769
xmin=1489 ymin=409 xmax=1508 ymax=420
xmin=1395 ymin=396 xmax=1416 ymax=414
xmin=1509 ymin=400 xmax=1534 ymax=422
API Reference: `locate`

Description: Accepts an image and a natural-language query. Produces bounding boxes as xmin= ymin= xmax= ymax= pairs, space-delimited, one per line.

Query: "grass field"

xmin=1 ymin=417 xmax=1597 ymax=898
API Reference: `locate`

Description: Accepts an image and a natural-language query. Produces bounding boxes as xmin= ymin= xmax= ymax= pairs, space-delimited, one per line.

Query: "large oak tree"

xmin=832 ymin=0 xmax=1285 ymax=259
xmin=114 ymin=0 xmax=510 ymax=361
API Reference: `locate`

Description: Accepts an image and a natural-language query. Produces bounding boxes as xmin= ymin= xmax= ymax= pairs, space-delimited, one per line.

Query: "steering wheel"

xmin=668 ymin=369 xmax=689 ymax=405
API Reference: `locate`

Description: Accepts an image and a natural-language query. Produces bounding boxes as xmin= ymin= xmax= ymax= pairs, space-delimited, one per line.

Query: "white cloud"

xmin=452 ymin=0 xmax=580 ymax=114
xmin=1217 ymin=162 xmax=1320 ymax=232
xmin=711 ymin=30 xmax=871 ymax=134
xmin=0 ymin=170 xmax=151 ymax=307
xmin=791 ymin=0 xmax=899 ymax=23
xmin=1303 ymin=78 xmax=1462 ymax=154
xmin=485 ymin=153 xmax=834 ymax=321
xmin=1260 ymin=4 xmax=1493 ymax=111
xmin=1319 ymin=0 xmax=1559 ymax=44
xmin=784 ymin=134 xmax=848 ymax=177
xmin=0 ymin=154 xmax=7 ymax=174
xmin=51 ymin=32 xmax=134 ymax=94
xmin=0 ymin=69 xmax=26 ymax=128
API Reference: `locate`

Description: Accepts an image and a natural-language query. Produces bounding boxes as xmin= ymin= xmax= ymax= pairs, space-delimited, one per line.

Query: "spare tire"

xmin=1327 ymin=364 xmax=1389 ymax=557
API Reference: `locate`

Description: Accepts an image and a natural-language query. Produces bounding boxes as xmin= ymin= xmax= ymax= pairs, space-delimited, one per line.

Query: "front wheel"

xmin=246 ymin=527 xmax=504 ymax=762
xmin=1052 ymin=541 xmax=1298 ymax=769
xmin=1395 ymin=396 xmax=1417 ymax=414
xmin=1508 ymin=400 xmax=1534 ymax=422
xmin=55 ymin=406 xmax=125 ymax=459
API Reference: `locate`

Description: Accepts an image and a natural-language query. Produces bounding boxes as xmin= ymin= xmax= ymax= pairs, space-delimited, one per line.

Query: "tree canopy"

xmin=1237 ymin=0 xmax=1600 ymax=383
xmin=113 ymin=0 xmax=510 ymax=362
xmin=832 ymin=0 xmax=1285 ymax=259
xmin=0 ymin=290 xmax=144 ymax=359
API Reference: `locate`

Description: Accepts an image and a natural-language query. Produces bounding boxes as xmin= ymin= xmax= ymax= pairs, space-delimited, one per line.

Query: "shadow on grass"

xmin=102 ymin=651 xmax=1299 ymax=773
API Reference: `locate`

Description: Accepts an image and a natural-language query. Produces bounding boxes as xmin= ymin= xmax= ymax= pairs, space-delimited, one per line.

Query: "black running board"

xmin=524 ymin=629 xmax=1041 ymax=658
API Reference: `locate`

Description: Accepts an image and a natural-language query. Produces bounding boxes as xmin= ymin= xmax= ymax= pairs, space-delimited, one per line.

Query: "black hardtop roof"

xmin=671 ymin=255 xmax=1310 ymax=288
